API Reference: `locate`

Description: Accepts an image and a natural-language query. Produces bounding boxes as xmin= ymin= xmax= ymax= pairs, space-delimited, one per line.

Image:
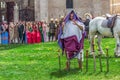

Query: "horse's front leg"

xmin=114 ymin=33 xmax=120 ymax=56
xmin=97 ymin=35 xmax=105 ymax=55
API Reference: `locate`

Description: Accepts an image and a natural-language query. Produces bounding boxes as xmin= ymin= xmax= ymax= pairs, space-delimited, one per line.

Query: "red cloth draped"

xmin=61 ymin=34 xmax=84 ymax=59
xmin=36 ymin=31 xmax=41 ymax=43
xmin=26 ymin=31 xmax=32 ymax=44
xmin=31 ymin=31 xmax=37 ymax=43
xmin=31 ymin=25 xmax=41 ymax=44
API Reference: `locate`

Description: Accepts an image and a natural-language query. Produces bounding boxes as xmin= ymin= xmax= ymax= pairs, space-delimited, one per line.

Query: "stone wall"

xmin=48 ymin=0 xmax=66 ymax=20
xmin=48 ymin=0 xmax=110 ymax=20
xmin=0 ymin=0 xmax=111 ymax=22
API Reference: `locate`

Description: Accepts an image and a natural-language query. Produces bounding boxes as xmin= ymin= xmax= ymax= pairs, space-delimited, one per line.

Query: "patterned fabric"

xmin=1 ymin=31 xmax=9 ymax=45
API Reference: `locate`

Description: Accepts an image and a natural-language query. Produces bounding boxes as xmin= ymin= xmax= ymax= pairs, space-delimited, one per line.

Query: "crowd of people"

xmin=0 ymin=13 xmax=92 ymax=45
xmin=0 ymin=18 xmax=63 ymax=45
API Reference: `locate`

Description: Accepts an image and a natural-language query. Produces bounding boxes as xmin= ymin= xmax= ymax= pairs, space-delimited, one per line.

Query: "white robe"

xmin=61 ymin=20 xmax=85 ymax=42
xmin=61 ymin=20 xmax=85 ymax=60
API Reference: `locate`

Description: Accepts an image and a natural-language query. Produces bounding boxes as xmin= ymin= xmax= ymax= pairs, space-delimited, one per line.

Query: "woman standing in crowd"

xmin=42 ymin=21 xmax=47 ymax=42
xmin=26 ymin=22 xmax=32 ymax=44
xmin=55 ymin=19 xmax=59 ymax=41
xmin=36 ymin=22 xmax=41 ymax=43
xmin=9 ymin=22 xmax=15 ymax=43
xmin=31 ymin=22 xmax=36 ymax=43
xmin=39 ymin=22 xmax=44 ymax=42
xmin=1 ymin=22 xmax=9 ymax=45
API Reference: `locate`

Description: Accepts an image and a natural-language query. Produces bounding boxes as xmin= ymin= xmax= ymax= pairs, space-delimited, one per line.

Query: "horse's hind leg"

xmin=97 ymin=35 xmax=105 ymax=55
xmin=89 ymin=34 xmax=95 ymax=55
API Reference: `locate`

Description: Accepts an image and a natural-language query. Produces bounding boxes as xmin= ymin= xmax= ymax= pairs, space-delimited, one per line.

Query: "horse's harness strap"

xmin=111 ymin=27 xmax=114 ymax=36
xmin=108 ymin=15 xmax=117 ymax=36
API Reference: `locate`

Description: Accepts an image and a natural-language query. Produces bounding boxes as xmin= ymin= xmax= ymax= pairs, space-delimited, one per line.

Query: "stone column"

xmin=14 ymin=3 xmax=19 ymax=23
xmin=40 ymin=0 xmax=48 ymax=22
xmin=35 ymin=0 xmax=40 ymax=21
xmin=34 ymin=0 xmax=48 ymax=22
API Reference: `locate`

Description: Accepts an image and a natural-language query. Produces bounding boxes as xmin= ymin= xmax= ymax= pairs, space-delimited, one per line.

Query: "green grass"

xmin=0 ymin=38 xmax=120 ymax=80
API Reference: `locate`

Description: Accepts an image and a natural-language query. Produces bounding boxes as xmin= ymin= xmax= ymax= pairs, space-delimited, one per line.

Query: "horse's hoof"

xmin=88 ymin=54 xmax=93 ymax=58
xmin=99 ymin=51 xmax=105 ymax=55
xmin=64 ymin=67 xmax=70 ymax=71
xmin=115 ymin=54 xmax=120 ymax=57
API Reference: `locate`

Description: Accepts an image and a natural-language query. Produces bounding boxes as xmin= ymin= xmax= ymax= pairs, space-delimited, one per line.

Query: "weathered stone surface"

xmin=0 ymin=0 xmax=111 ymax=22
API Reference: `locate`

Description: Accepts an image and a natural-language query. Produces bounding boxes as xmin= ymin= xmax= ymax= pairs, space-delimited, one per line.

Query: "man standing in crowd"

xmin=0 ymin=22 xmax=3 ymax=44
xmin=18 ymin=21 xmax=25 ymax=43
xmin=48 ymin=18 xmax=55 ymax=41
xmin=1 ymin=21 xmax=9 ymax=45
xmin=55 ymin=19 xmax=59 ymax=41
xmin=14 ymin=22 xmax=19 ymax=43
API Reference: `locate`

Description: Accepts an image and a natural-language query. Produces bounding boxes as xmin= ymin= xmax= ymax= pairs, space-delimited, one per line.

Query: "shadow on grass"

xmin=0 ymin=44 xmax=25 ymax=51
xmin=50 ymin=68 xmax=81 ymax=78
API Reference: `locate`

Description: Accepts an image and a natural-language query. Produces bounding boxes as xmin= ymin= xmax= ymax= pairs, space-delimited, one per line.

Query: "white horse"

xmin=89 ymin=16 xmax=120 ymax=56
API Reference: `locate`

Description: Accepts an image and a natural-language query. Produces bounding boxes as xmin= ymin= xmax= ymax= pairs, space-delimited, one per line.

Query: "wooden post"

xmin=99 ymin=53 xmax=102 ymax=72
xmin=65 ymin=51 xmax=70 ymax=70
xmin=79 ymin=51 xmax=82 ymax=71
xmin=86 ymin=50 xmax=89 ymax=72
xmin=58 ymin=49 xmax=61 ymax=71
xmin=66 ymin=59 xmax=70 ymax=70
xmin=92 ymin=44 xmax=96 ymax=72
xmin=106 ymin=48 xmax=109 ymax=72
xmin=81 ymin=52 xmax=83 ymax=71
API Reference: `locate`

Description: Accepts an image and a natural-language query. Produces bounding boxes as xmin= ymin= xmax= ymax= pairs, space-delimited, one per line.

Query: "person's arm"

xmin=76 ymin=23 xmax=84 ymax=30
xmin=72 ymin=20 xmax=84 ymax=31
xmin=62 ymin=22 xmax=65 ymax=31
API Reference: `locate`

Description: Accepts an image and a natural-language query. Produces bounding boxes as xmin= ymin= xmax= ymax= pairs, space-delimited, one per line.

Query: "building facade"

xmin=0 ymin=0 xmax=116 ymax=23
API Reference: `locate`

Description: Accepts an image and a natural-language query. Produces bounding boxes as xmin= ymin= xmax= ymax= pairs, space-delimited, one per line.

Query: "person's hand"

xmin=72 ymin=19 xmax=77 ymax=25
